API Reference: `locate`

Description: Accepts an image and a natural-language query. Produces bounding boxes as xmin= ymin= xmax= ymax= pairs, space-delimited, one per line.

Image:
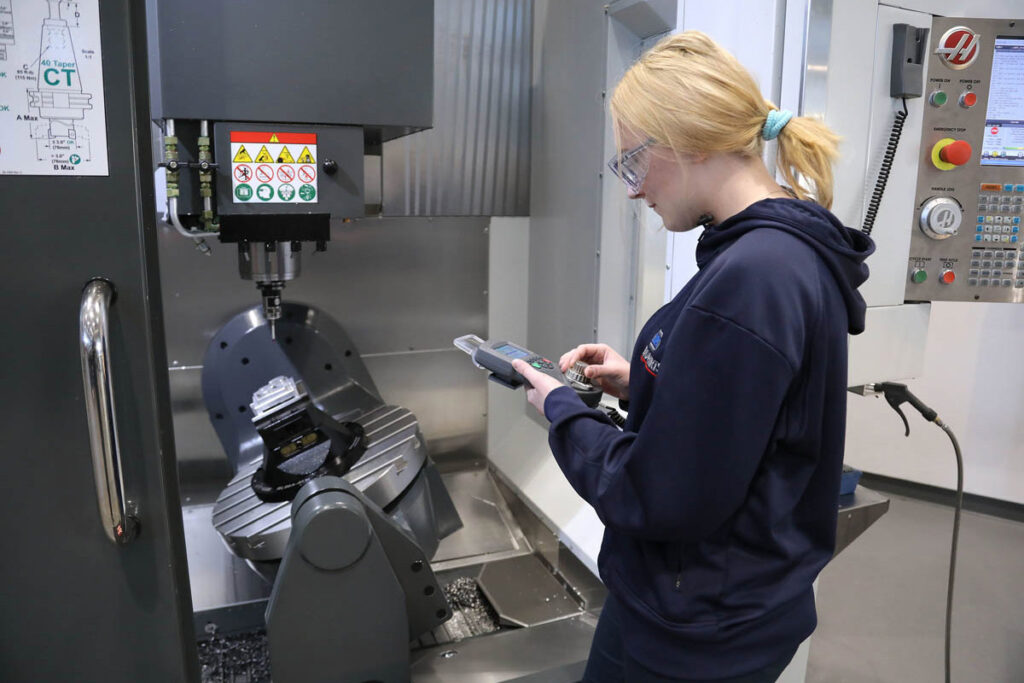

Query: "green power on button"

xmin=911 ymin=269 xmax=928 ymax=284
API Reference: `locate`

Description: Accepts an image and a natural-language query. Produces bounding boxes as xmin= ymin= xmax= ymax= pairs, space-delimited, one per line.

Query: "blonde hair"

xmin=610 ymin=31 xmax=840 ymax=209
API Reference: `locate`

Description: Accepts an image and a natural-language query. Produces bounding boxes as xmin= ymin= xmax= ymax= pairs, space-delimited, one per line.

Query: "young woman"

xmin=511 ymin=31 xmax=874 ymax=682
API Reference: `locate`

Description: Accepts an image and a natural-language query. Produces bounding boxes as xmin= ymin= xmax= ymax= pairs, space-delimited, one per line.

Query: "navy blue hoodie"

xmin=543 ymin=198 xmax=874 ymax=679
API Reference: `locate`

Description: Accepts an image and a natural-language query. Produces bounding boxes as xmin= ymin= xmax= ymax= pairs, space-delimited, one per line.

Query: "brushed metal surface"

xmin=834 ymin=486 xmax=891 ymax=557
xmin=477 ymin=554 xmax=583 ymax=628
xmin=410 ymin=614 xmax=596 ymax=682
xmin=157 ymin=216 xmax=489 ymax=470
xmin=802 ymin=0 xmax=833 ymax=118
xmin=382 ymin=0 xmax=532 ymax=216
xmin=527 ymin=0 xmax=608 ymax=361
xmin=183 ymin=504 xmax=272 ymax=613
xmin=431 ymin=469 xmax=531 ymax=570
xmin=907 ymin=17 xmax=1024 ymax=303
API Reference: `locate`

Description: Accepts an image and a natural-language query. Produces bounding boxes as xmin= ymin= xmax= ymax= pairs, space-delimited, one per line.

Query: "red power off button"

xmin=940 ymin=270 xmax=956 ymax=285
xmin=959 ymin=92 xmax=977 ymax=108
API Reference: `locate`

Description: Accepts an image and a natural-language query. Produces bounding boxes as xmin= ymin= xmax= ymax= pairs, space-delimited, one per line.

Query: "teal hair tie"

xmin=762 ymin=109 xmax=793 ymax=140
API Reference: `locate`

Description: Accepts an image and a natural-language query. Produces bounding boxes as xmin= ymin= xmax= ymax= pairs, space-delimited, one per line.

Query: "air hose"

xmin=873 ymin=382 xmax=963 ymax=683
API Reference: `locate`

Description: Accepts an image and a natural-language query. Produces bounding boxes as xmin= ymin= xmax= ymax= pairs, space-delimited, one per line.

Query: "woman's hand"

xmin=511 ymin=360 xmax=567 ymax=417
xmin=559 ymin=343 xmax=630 ymax=401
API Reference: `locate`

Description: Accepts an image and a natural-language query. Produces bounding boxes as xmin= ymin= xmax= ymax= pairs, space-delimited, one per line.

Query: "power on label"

xmin=230 ymin=131 xmax=317 ymax=203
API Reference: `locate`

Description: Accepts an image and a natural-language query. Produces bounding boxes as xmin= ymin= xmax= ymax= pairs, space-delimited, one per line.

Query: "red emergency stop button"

xmin=939 ymin=140 xmax=972 ymax=166
xmin=959 ymin=92 xmax=977 ymax=108
xmin=940 ymin=269 xmax=956 ymax=285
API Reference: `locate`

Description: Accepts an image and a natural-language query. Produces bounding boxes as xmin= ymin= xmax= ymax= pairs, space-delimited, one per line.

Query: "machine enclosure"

xmin=145 ymin=0 xmax=433 ymax=144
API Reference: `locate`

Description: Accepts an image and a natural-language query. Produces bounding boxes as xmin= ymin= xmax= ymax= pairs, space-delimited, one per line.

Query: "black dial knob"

xmin=322 ymin=159 xmax=338 ymax=175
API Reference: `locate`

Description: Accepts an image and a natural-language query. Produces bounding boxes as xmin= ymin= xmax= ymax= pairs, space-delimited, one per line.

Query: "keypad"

xmin=965 ymin=248 xmax=1023 ymax=288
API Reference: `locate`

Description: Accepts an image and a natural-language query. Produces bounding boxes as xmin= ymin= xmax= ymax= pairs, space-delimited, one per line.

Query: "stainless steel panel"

xmin=382 ymin=0 xmax=532 ymax=216
xmin=477 ymin=554 xmax=584 ymax=627
xmin=183 ymin=504 xmax=272 ymax=613
xmin=410 ymin=614 xmax=596 ymax=682
xmin=835 ymin=486 xmax=890 ymax=556
xmin=802 ymin=0 xmax=833 ymax=118
xmin=432 ymin=469 xmax=531 ymax=570
xmin=527 ymin=0 xmax=608 ymax=366
xmin=907 ymin=17 xmax=1024 ymax=303
xmin=157 ymin=216 xmax=489 ymax=470
xmin=159 ymin=217 xmax=488 ymax=360
xmin=364 ymin=350 xmax=488 ymax=459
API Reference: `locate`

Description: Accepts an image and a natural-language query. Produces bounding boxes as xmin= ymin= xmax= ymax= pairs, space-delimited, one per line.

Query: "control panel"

xmin=907 ymin=18 xmax=1024 ymax=302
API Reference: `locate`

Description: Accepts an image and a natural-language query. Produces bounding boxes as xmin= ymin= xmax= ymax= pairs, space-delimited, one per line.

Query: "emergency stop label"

xmin=0 ymin=0 xmax=109 ymax=176
xmin=230 ymin=131 xmax=317 ymax=203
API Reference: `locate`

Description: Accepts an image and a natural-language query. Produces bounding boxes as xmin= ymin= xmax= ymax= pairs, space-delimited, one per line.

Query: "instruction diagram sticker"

xmin=229 ymin=131 xmax=317 ymax=204
xmin=0 ymin=0 xmax=109 ymax=176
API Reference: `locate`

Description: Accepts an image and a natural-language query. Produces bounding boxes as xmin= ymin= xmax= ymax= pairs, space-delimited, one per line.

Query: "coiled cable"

xmin=862 ymin=98 xmax=908 ymax=236
xmin=603 ymin=406 xmax=627 ymax=429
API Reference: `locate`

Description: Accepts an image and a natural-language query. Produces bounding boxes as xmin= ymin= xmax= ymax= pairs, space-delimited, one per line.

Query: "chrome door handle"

xmin=80 ymin=279 xmax=139 ymax=544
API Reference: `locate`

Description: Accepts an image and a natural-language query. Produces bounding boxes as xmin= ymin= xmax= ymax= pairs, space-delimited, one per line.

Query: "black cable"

xmin=936 ymin=418 xmax=963 ymax=683
xmin=603 ymin=405 xmax=627 ymax=429
xmin=862 ymin=98 xmax=909 ymax=236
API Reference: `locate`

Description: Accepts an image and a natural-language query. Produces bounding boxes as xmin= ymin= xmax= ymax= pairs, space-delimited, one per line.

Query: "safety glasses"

xmin=607 ymin=140 xmax=655 ymax=194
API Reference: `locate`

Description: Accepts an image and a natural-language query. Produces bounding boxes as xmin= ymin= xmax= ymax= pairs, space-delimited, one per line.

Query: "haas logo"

xmin=936 ymin=27 xmax=980 ymax=70
xmin=933 ymin=207 xmax=958 ymax=230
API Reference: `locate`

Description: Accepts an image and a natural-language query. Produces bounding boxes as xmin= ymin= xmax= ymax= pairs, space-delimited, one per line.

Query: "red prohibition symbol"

xmin=277 ymin=165 xmax=296 ymax=183
xmin=255 ymin=164 xmax=274 ymax=183
xmin=234 ymin=164 xmax=253 ymax=182
xmin=298 ymin=165 xmax=317 ymax=183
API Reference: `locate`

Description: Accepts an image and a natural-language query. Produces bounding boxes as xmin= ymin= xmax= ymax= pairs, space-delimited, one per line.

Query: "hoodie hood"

xmin=696 ymin=198 xmax=875 ymax=334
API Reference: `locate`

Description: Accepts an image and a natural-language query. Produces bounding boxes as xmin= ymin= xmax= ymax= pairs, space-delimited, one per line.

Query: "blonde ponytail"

xmin=773 ymin=111 xmax=840 ymax=209
xmin=611 ymin=31 xmax=841 ymax=209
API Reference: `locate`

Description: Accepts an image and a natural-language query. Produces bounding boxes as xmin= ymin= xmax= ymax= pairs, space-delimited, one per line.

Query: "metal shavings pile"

xmin=442 ymin=576 xmax=500 ymax=641
xmin=197 ymin=627 xmax=271 ymax=683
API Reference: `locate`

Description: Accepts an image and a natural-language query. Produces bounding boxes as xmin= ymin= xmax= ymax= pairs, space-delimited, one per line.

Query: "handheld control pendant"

xmin=454 ymin=334 xmax=602 ymax=407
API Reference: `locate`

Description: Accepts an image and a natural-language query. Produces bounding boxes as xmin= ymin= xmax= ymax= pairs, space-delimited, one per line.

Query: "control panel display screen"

xmin=981 ymin=36 xmax=1024 ymax=167
xmin=495 ymin=343 xmax=531 ymax=360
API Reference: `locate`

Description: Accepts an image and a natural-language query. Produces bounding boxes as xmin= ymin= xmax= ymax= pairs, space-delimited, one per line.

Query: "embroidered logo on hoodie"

xmin=642 ymin=329 xmax=663 ymax=376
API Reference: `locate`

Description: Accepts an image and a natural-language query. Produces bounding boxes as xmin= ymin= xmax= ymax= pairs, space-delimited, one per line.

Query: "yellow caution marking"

xmin=277 ymin=145 xmax=295 ymax=164
xmin=254 ymin=145 xmax=274 ymax=164
xmin=296 ymin=146 xmax=315 ymax=164
xmin=269 ymin=133 xmax=280 ymax=143
xmin=233 ymin=145 xmax=253 ymax=163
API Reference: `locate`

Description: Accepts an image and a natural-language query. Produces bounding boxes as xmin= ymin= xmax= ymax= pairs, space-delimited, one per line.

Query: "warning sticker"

xmin=253 ymin=145 xmax=274 ymax=164
xmin=230 ymin=131 xmax=317 ymax=204
xmin=0 ymin=0 xmax=109 ymax=176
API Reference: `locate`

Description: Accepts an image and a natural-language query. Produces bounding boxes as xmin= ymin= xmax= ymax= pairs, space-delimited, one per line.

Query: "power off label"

xmin=230 ymin=131 xmax=317 ymax=203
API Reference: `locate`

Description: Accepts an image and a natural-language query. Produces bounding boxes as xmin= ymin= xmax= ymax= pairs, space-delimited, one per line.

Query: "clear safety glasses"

xmin=607 ymin=140 xmax=654 ymax=194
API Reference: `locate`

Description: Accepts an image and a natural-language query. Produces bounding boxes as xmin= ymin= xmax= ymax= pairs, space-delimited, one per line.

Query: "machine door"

xmin=0 ymin=1 xmax=198 ymax=680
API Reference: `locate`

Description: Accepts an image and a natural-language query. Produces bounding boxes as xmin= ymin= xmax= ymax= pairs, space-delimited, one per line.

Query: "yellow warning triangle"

xmin=233 ymin=145 xmax=253 ymax=163
xmin=254 ymin=145 xmax=274 ymax=164
xmin=269 ymin=133 xmax=280 ymax=143
xmin=277 ymin=145 xmax=295 ymax=164
xmin=296 ymin=146 xmax=315 ymax=164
